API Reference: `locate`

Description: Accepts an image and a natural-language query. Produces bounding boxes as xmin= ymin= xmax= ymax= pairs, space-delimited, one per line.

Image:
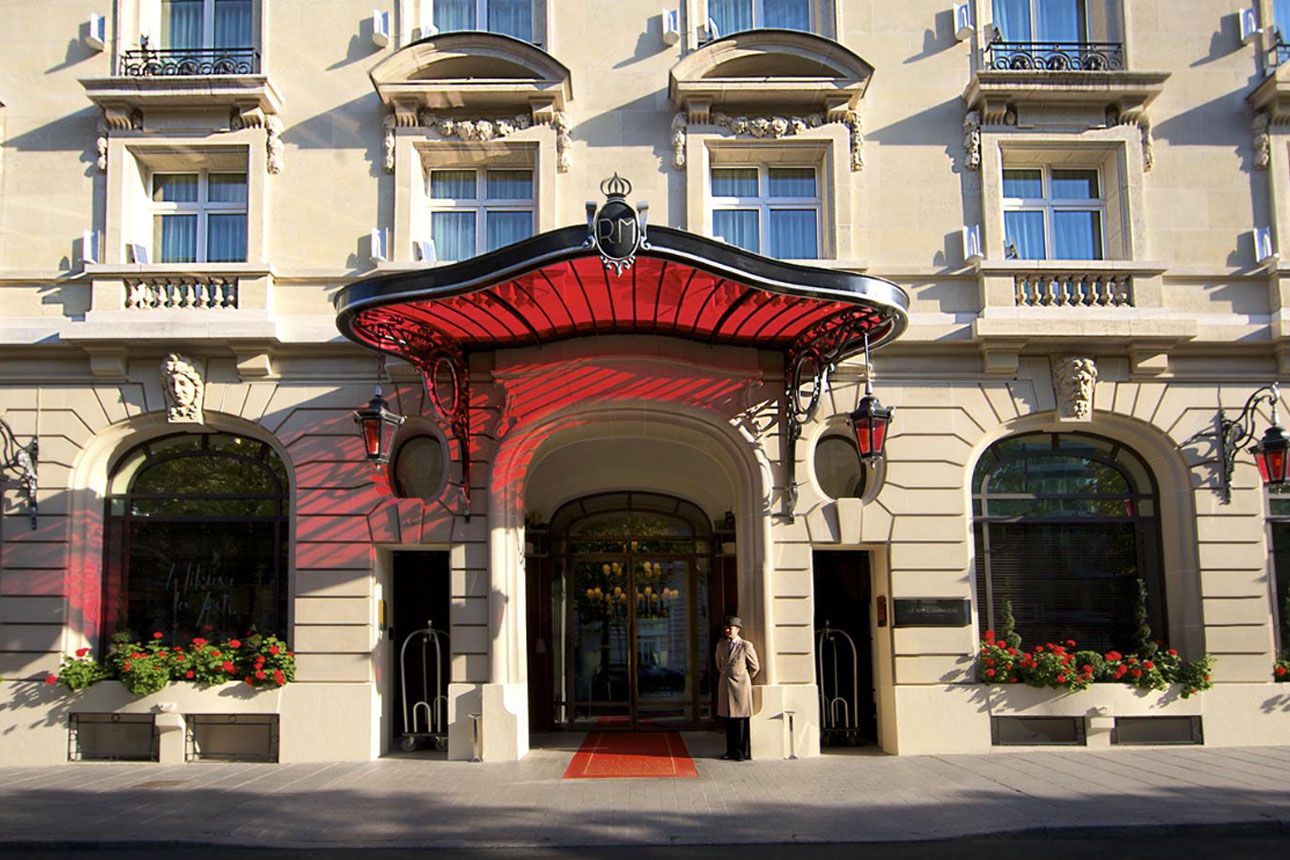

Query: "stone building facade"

xmin=1 ymin=0 xmax=1289 ymax=765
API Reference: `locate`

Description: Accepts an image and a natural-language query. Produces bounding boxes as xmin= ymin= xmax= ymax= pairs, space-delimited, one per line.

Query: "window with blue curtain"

xmin=427 ymin=168 xmax=533 ymax=261
xmin=163 ymin=0 xmax=254 ymax=50
xmin=152 ymin=172 xmax=246 ymax=263
xmin=711 ymin=165 xmax=819 ymax=259
xmin=434 ymin=0 xmax=477 ymax=31
xmin=709 ymin=0 xmax=810 ymax=35
xmin=488 ymin=0 xmax=532 ymax=41
xmin=162 ymin=0 xmax=204 ymax=49
xmin=1002 ymin=166 xmax=1103 ymax=260
xmin=992 ymin=0 xmax=1086 ymax=42
xmin=1277 ymin=1 xmax=1290 ymax=42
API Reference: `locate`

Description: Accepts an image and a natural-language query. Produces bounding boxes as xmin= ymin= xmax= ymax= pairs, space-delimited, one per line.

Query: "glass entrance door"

xmin=553 ymin=493 xmax=714 ymax=730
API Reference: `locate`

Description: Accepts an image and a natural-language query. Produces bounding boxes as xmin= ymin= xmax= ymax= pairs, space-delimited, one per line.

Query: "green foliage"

xmin=1276 ymin=656 xmax=1290 ymax=682
xmin=976 ymin=625 xmax=1215 ymax=697
xmin=52 ymin=648 xmax=111 ymax=692
xmin=1131 ymin=578 xmax=1158 ymax=659
xmin=998 ymin=598 xmax=1022 ymax=650
xmin=43 ymin=631 xmax=296 ymax=696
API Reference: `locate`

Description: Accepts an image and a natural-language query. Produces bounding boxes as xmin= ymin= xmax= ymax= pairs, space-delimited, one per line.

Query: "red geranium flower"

xmin=255 ymin=670 xmax=266 ymax=680
xmin=1082 ymin=664 xmax=1093 ymax=674
xmin=152 ymin=632 xmax=164 ymax=640
xmin=1131 ymin=669 xmax=1143 ymax=678
xmin=44 ymin=674 xmax=58 ymax=685
xmin=201 ymin=624 xmax=214 ymax=632
xmin=984 ymin=630 xmax=996 ymax=643
xmin=244 ymin=677 xmax=254 ymax=686
xmin=1007 ymin=647 xmax=1017 ymax=656
xmin=1105 ymin=651 xmax=1122 ymax=662
xmin=222 ymin=661 xmax=236 ymax=673
xmin=1143 ymin=660 xmax=1154 ymax=670
xmin=122 ymin=661 xmax=132 ymax=671
xmin=1277 ymin=666 xmax=1287 ymax=677
xmin=1034 ymin=646 xmax=1044 ymax=653
xmin=1057 ymin=675 xmax=1067 ymax=683
xmin=985 ymin=669 xmax=996 ymax=678
xmin=211 ymin=649 xmax=221 ymax=657
xmin=269 ymin=645 xmax=280 ymax=656
xmin=75 ymin=647 xmax=90 ymax=658
xmin=185 ymin=670 xmax=195 ymax=679
xmin=1167 ymin=649 xmax=1178 ymax=657
xmin=192 ymin=638 xmax=207 ymax=648
xmin=273 ymin=670 xmax=285 ymax=686
xmin=229 ymin=639 xmax=241 ymax=649
xmin=175 ymin=654 xmax=186 ymax=662
xmin=1065 ymin=639 xmax=1076 ymax=648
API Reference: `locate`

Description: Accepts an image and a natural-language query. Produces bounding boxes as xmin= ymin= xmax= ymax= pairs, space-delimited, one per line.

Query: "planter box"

xmin=63 ymin=680 xmax=286 ymax=715
xmin=985 ymin=683 xmax=1202 ymax=718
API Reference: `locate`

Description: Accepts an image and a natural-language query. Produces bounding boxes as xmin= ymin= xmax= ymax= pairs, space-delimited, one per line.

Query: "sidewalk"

xmin=1 ymin=733 xmax=1288 ymax=849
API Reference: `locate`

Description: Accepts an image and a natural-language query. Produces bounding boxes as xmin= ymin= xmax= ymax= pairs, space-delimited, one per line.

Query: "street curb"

xmin=0 ymin=819 xmax=1286 ymax=851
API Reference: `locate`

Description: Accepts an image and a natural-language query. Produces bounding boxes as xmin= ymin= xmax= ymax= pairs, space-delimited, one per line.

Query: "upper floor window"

xmin=161 ymin=0 xmax=253 ymax=49
xmin=709 ymin=0 xmax=812 ymax=35
xmin=152 ymin=172 xmax=248 ymax=263
xmin=711 ymin=165 xmax=819 ymax=259
xmin=427 ymin=168 xmax=533 ymax=262
xmin=433 ymin=0 xmax=533 ymax=42
xmin=992 ymin=0 xmax=1086 ymax=43
xmin=1002 ymin=166 xmax=1103 ymax=261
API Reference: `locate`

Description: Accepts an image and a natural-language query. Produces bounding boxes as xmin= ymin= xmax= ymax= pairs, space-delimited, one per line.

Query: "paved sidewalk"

xmin=1 ymin=733 xmax=1288 ymax=849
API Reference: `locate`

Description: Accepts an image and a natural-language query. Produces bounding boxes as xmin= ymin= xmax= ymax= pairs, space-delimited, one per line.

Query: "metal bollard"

xmin=469 ymin=712 xmax=482 ymax=762
xmin=784 ymin=709 xmax=797 ymax=760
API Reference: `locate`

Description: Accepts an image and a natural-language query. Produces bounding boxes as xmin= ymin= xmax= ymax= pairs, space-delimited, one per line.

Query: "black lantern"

xmin=1252 ymin=421 xmax=1290 ymax=486
xmin=850 ymin=392 xmax=893 ymax=459
xmin=848 ymin=331 xmax=893 ymax=460
xmin=353 ymin=357 xmax=404 ymax=465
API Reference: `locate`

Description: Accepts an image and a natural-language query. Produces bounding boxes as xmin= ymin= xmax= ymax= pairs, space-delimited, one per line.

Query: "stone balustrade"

xmin=124 ymin=276 xmax=239 ymax=310
xmin=1012 ymin=271 xmax=1134 ymax=308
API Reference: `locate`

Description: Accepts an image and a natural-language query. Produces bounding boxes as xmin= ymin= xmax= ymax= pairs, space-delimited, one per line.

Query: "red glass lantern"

xmin=849 ymin=393 xmax=892 ymax=459
xmin=1252 ymin=422 xmax=1290 ymax=486
xmin=353 ymin=386 xmax=404 ymax=465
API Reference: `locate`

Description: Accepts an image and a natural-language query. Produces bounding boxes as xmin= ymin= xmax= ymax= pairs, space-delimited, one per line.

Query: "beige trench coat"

xmin=714 ymin=636 xmax=760 ymax=718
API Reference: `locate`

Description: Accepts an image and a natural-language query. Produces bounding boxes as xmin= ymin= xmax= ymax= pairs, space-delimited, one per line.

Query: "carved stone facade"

xmin=160 ymin=353 xmax=205 ymax=424
xmin=382 ymin=110 xmax=570 ymax=174
xmin=670 ymin=110 xmax=863 ymax=170
xmin=1052 ymin=356 xmax=1098 ymax=421
xmin=963 ymin=111 xmax=981 ymax=171
xmin=1254 ymin=112 xmax=1270 ymax=170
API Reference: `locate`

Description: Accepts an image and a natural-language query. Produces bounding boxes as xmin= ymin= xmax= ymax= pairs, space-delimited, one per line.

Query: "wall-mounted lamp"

xmin=849 ymin=332 xmax=893 ymax=460
xmin=0 ymin=418 xmax=39 ymax=529
xmin=353 ymin=356 xmax=404 ymax=465
xmin=1215 ymin=382 xmax=1288 ymax=502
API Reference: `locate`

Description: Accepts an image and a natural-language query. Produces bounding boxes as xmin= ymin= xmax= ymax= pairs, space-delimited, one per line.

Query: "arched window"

xmin=972 ymin=432 xmax=1164 ymax=653
xmin=103 ymin=432 xmax=289 ymax=643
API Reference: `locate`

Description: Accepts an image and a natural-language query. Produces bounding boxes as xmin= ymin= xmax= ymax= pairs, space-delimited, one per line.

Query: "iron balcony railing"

xmin=985 ymin=41 xmax=1125 ymax=72
xmin=1274 ymin=39 xmax=1290 ymax=68
xmin=121 ymin=46 xmax=259 ymax=76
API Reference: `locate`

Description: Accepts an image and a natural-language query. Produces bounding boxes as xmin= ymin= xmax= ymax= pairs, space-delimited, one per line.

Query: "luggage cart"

xmin=398 ymin=621 xmax=449 ymax=752
xmin=816 ymin=622 xmax=861 ymax=746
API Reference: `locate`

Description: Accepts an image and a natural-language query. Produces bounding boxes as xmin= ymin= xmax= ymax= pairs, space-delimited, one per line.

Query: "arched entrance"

xmin=528 ymin=492 xmax=736 ymax=731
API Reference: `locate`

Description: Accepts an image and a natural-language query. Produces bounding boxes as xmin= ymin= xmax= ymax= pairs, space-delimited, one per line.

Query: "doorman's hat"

xmin=723 ymin=615 xmax=743 ymax=628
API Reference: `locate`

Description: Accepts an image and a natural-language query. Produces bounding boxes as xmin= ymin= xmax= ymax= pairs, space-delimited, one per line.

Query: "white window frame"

xmin=150 ymin=169 xmax=248 ymax=263
xmin=159 ymin=0 xmax=256 ymax=49
xmin=1000 ymin=164 xmax=1105 ymax=261
xmin=712 ymin=0 xmax=814 ymax=32
xmin=424 ymin=168 xmax=534 ymax=262
xmin=709 ymin=164 xmax=821 ymax=260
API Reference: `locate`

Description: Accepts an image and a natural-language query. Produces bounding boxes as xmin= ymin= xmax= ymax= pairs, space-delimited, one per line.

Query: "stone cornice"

xmin=962 ymin=69 xmax=1170 ymax=124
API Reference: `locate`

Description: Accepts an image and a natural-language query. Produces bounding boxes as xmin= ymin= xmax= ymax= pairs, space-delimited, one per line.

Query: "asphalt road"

xmin=2 ymin=834 xmax=1289 ymax=860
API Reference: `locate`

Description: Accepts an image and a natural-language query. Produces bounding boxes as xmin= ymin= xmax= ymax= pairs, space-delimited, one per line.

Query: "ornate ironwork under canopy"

xmin=334 ymin=184 xmax=909 ymax=517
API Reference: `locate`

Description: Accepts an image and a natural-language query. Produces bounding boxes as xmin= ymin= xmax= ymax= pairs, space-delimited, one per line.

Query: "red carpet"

xmin=562 ymin=731 xmax=698 ymax=779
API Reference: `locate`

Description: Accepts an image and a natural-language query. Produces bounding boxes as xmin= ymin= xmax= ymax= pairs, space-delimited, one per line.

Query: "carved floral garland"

xmin=671 ymin=111 xmax=864 ymax=171
xmin=382 ymin=110 xmax=569 ymax=173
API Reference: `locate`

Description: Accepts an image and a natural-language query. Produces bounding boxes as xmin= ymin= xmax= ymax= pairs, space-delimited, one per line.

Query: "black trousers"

xmin=724 ymin=716 xmax=750 ymax=758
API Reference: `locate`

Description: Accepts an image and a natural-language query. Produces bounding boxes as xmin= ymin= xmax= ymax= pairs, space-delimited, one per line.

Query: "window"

xmin=708 ymin=0 xmax=812 ymax=35
xmin=1269 ymin=484 xmax=1290 ymax=653
xmin=1002 ymin=166 xmax=1103 ymax=260
xmin=426 ymin=168 xmax=533 ymax=261
xmin=151 ymin=172 xmax=248 ymax=263
xmin=992 ymin=0 xmax=1087 ymax=42
xmin=1276 ymin=1 xmax=1290 ymax=43
xmin=711 ymin=166 xmax=819 ymax=259
xmin=973 ymin=433 xmax=1165 ymax=654
xmin=103 ymin=433 xmax=289 ymax=643
xmin=161 ymin=0 xmax=253 ymax=49
xmin=432 ymin=0 xmax=533 ymax=41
